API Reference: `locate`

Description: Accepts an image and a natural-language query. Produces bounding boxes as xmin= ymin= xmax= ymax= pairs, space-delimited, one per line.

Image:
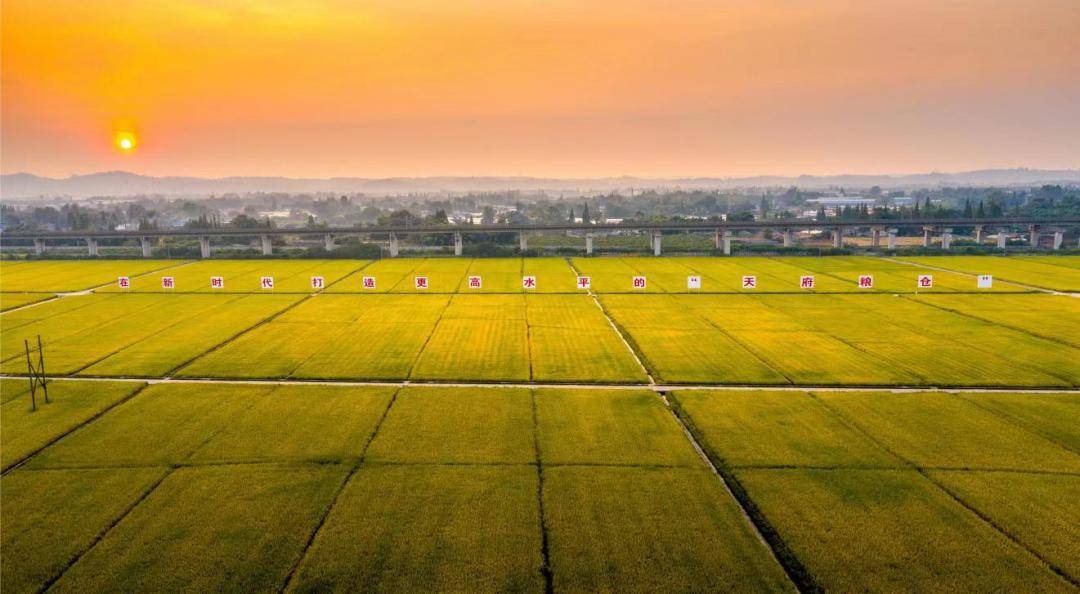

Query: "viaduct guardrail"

xmin=2 ymin=217 xmax=1077 ymax=257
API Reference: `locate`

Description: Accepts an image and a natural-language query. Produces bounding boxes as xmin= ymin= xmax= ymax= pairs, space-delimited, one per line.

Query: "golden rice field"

xmin=1 ymin=255 xmax=1078 ymax=592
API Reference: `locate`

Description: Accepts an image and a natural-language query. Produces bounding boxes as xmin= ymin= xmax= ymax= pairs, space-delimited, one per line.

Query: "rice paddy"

xmin=1 ymin=255 xmax=1077 ymax=592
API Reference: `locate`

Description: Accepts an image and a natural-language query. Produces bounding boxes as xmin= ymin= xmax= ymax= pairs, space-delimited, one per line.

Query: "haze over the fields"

xmin=2 ymin=0 xmax=1078 ymax=179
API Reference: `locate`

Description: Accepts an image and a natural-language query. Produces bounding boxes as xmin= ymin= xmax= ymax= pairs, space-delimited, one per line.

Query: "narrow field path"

xmin=3 ymin=373 xmax=1077 ymax=394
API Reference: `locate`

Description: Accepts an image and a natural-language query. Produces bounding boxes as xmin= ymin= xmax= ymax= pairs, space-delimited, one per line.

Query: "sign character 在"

xmin=117 ymin=276 xmax=130 ymax=289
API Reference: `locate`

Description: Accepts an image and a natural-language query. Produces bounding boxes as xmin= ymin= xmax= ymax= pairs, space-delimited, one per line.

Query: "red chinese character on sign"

xmin=118 ymin=276 xmax=130 ymax=289
xmin=210 ymin=276 xmax=224 ymax=289
xmin=632 ymin=276 xmax=647 ymax=289
xmin=800 ymin=275 xmax=815 ymax=289
xmin=522 ymin=276 xmax=537 ymax=289
xmin=742 ymin=275 xmax=757 ymax=289
xmin=362 ymin=276 xmax=376 ymax=289
xmin=311 ymin=276 xmax=325 ymax=289
xmin=161 ymin=276 xmax=175 ymax=289
xmin=577 ymin=276 xmax=591 ymax=289
xmin=415 ymin=276 xmax=428 ymax=290
xmin=468 ymin=276 xmax=482 ymax=289
xmin=261 ymin=276 xmax=274 ymax=289
xmin=917 ymin=275 xmax=933 ymax=288
xmin=858 ymin=275 xmax=874 ymax=289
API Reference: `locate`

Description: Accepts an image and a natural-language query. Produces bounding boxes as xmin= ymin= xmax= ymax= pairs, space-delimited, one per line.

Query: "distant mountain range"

xmin=2 ymin=169 xmax=1078 ymax=200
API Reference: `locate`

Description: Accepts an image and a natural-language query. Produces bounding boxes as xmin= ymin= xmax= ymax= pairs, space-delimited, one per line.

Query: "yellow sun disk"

xmin=115 ymin=133 xmax=137 ymax=152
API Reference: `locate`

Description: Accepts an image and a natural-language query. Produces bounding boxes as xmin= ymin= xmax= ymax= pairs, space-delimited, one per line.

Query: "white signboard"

xmin=687 ymin=275 xmax=702 ymax=290
xmin=799 ymin=275 xmax=815 ymax=290
xmin=577 ymin=276 xmax=591 ymax=290
xmin=311 ymin=276 xmax=325 ymax=290
xmin=161 ymin=276 xmax=175 ymax=290
xmin=210 ymin=276 xmax=224 ymax=289
xmin=260 ymin=276 xmax=275 ymax=290
xmin=467 ymin=275 xmax=482 ymax=289
xmin=632 ymin=276 xmax=647 ymax=290
xmin=415 ymin=276 xmax=429 ymax=290
xmin=741 ymin=275 xmax=757 ymax=290
xmin=858 ymin=275 xmax=874 ymax=289
xmin=917 ymin=274 xmax=933 ymax=289
xmin=977 ymin=274 xmax=993 ymax=289
xmin=522 ymin=276 xmax=537 ymax=290
xmin=117 ymin=276 xmax=131 ymax=289
xmin=362 ymin=276 xmax=376 ymax=290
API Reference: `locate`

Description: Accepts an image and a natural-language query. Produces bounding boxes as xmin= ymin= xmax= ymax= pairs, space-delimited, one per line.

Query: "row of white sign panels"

xmin=116 ymin=274 xmax=996 ymax=290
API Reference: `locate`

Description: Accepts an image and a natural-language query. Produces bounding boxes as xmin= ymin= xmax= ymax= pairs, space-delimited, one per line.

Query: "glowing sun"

xmin=115 ymin=132 xmax=137 ymax=152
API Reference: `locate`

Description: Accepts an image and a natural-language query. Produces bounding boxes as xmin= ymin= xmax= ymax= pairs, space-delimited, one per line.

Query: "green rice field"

xmin=2 ymin=255 xmax=1078 ymax=592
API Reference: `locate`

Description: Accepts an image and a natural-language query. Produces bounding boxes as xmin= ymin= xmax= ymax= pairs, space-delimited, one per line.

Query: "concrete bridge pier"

xmin=997 ymin=229 xmax=1008 ymax=249
xmin=782 ymin=229 xmax=796 ymax=248
xmin=833 ymin=228 xmax=844 ymax=249
xmin=1029 ymin=225 xmax=1040 ymax=248
xmin=585 ymin=233 xmax=594 ymax=255
xmin=86 ymin=237 xmax=99 ymax=257
xmin=34 ymin=238 xmax=45 ymax=256
xmin=886 ymin=229 xmax=898 ymax=250
xmin=389 ymin=233 xmax=399 ymax=257
xmin=140 ymin=237 xmax=153 ymax=258
xmin=454 ymin=232 xmax=463 ymax=256
xmin=324 ymin=234 xmax=335 ymax=251
xmin=519 ymin=232 xmax=528 ymax=252
xmin=869 ymin=227 xmax=881 ymax=248
xmin=199 ymin=236 xmax=211 ymax=258
xmin=922 ymin=226 xmax=933 ymax=248
xmin=261 ymin=235 xmax=272 ymax=256
xmin=941 ymin=228 xmax=953 ymax=250
xmin=652 ymin=231 xmax=662 ymax=256
xmin=974 ymin=225 xmax=985 ymax=244
xmin=1053 ymin=230 xmax=1064 ymax=250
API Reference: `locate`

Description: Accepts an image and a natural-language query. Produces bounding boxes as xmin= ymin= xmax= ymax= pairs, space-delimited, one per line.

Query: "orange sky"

xmin=3 ymin=0 xmax=1078 ymax=178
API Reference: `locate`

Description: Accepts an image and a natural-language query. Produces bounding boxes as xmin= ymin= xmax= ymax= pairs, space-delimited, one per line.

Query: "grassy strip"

xmin=807 ymin=392 xmax=1080 ymax=587
xmin=279 ymin=386 xmax=402 ymax=591
xmin=1 ymin=382 xmax=150 ymax=475
xmin=530 ymin=389 xmax=555 ymax=594
xmin=666 ymin=392 xmax=821 ymax=593
xmin=36 ymin=466 xmax=175 ymax=592
xmin=165 ymin=293 xmax=313 ymax=376
xmin=567 ymin=256 xmax=658 ymax=383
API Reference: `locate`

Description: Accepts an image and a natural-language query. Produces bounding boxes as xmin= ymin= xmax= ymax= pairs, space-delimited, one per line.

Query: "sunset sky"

xmin=3 ymin=0 xmax=1078 ymax=178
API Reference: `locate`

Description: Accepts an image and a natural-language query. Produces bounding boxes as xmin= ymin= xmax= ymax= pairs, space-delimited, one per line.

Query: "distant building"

xmin=257 ymin=210 xmax=293 ymax=219
xmin=805 ymin=197 xmax=877 ymax=208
